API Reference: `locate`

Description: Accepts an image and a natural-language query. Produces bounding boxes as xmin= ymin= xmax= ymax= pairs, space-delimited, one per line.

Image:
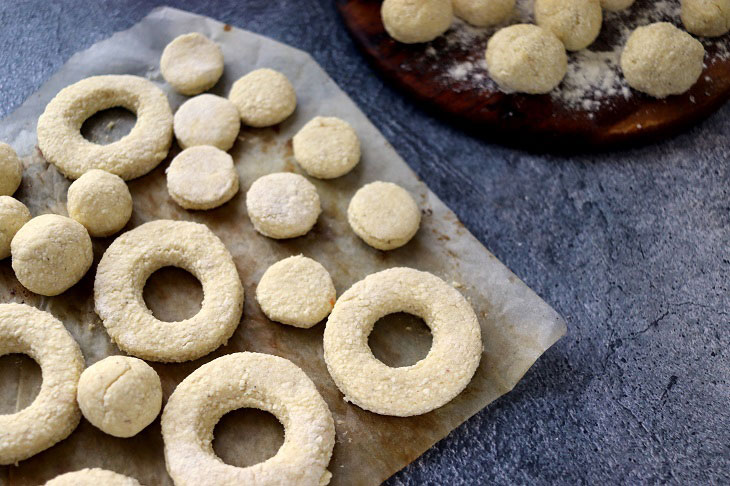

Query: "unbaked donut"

xmin=292 ymin=116 xmax=361 ymax=179
xmin=323 ymin=268 xmax=482 ymax=417
xmin=0 ymin=303 xmax=84 ymax=465
xmin=67 ymin=169 xmax=133 ymax=237
xmin=173 ymin=94 xmax=241 ymax=151
xmin=160 ymin=33 xmax=224 ymax=95
xmin=381 ymin=0 xmax=454 ymax=43
xmin=94 ymin=220 xmax=243 ymax=362
xmin=44 ymin=468 xmax=142 ymax=486
xmin=229 ymin=69 xmax=297 ymax=127
xmin=162 ymin=352 xmax=335 ymax=486
xmin=37 ymin=75 xmax=173 ymax=180
xmin=166 ymin=145 xmax=239 ymax=210
xmin=0 ymin=196 xmax=31 ymax=259
xmin=0 ymin=142 xmax=22 ymax=196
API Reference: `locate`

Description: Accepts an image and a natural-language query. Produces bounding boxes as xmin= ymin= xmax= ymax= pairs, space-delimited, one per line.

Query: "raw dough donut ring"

xmin=162 ymin=352 xmax=335 ymax=486
xmin=323 ymin=268 xmax=482 ymax=417
xmin=0 ymin=303 xmax=84 ymax=465
xmin=37 ymin=75 xmax=173 ymax=180
xmin=94 ymin=220 xmax=243 ymax=362
xmin=44 ymin=468 xmax=142 ymax=486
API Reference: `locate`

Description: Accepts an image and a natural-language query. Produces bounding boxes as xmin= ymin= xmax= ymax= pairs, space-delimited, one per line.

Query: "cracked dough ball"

xmin=77 ymin=356 xmax=162 ymax=438
xmin=11 ymin=214 xmax=92 ymax=296
xmin=600 ymin=0 xmax=635 ymax=10
xmin=293 ymin=116 xmax=361 ymax=179
xmin=535 ymin=0 xmax=603 ymax=51
xmin=453 ymin=0 xmax=515 ymax=27
xmin=681 ymin=0 xmax=730 ymax=37
xmin=0 ymin=143 xmax=22 ymax=196
xmin=167 ymin=145 xmax=239 ymax=210
xmin=486 ymin=24 xmax=567 ymax=94
xmin=174 ymin=94 xmax=241 ymax=151
xmin=229 ymin=69 xmax=297 ymax=127
xmin=0 ymin=196 xmax=30 ymax=259
xmin=381 ymin=0 xmax=454 ymax=43
xmin=67 ymin=169 xmax=132 ymax=237
xmin=160 ymin=33 xmax=224 ymax=95
xmin=257 ymin=255 xmax=336 ymax=328
xmin=621 ymin=22 xmax=705 ymax=99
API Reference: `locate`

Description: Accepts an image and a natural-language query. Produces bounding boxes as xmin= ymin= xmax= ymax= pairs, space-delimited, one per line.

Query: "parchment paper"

xmin=0 ymin=7 xmax=566 ymax=485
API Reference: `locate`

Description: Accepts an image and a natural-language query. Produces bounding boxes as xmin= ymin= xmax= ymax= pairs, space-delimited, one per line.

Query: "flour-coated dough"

xmin=160 ymin=33 xmax=224 ymax=95
xmin=94 ymin=220 xmax=244 ymax=362
xmin=0 ymin=303 xmax=84 ymax=465
xmin=166 ymin=146 xmax=239 ymax=210
xmin=535 ymin=0 xmax=603 ymax=51
xmin=229 ymin=69 xmax=297 ymax=127
xmin=77 ymin=356 xmax=162 ymax=438
xmin=67 ymin=169 xmax=132 ymax=237
xmin=44 ymin=468 xmax=142 ymax=486
xmin=0 ymin=196 xmax=31 ymax=259
xmin=453 ymin=0 xmax=515 ymax=27
xmin=323 ymin=268 xmax=482 ymax=416
xmin=381 ymin=0 xmax=454 ymax=43
xmin=681 ymin=0 xmax=730 ymax=37
xmin=11 ymin=215 xmax=93 ymax=296
xmin=600 ymin=0 xmax=635 ymax=10
xmin=0 ymin=142 xmax=22 ymax=196
xmin=293 ymin=117 xmax=361 ymax=179
xmin=173 ymin=94 xmax=241 ymax=151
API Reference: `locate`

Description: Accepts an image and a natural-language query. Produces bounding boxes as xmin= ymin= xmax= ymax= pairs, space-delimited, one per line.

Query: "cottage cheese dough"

xmin=160 ymin=33 xmax=224 ymax=95
xmin=681 ymin=0 xmax=730 ymax=37
xmin=162 ymin=352 xmax=335 ymax=486
xmin=67 ymin=169 xmax=132 ymax=237
xmin=348 ymin=181 xmax=420 ymax=251
xmin=323 ymin=268 xmax=482 ymax=417
xmin=293 ymin=117 xmax=360 ymax=179
xmin=173 ymin=94 xmax=241 ymax=151
xmin=246 ymin=172 xmax=321 ymax=239
xmin=535 ymin=0 xmax=603 ymax=51
xmin=94 ymin=220 xmax=243 ymax=362
xmin=453 ymin=0 xmax=515 ymax=27
xmin=621 ymin=22 xmax=705 ymax=98
xmin=381 ymin=0 xmax=454 ymax=43
xmin=229 ymin=69 xmax=297 ymax=127
xmin=167 ymin=146 xmax=239 ymax=210
xmin=0 ymin=196 xmax=31 ymax=259
xmin=0 ymin=142 xmax=22 ymax=196
xmin=37 ymin=75 xmax=173 ymax=180
xmin=77 ymin=356 xmax=162 ymax=438
xmin=600 ymin=0 xmax=635 ymax=10
xmin=256 ymin=255 xmax=336 ymax=328
xmin=11 ymin=215 xmax=92 ymax=296
xmin=44 ymin=468 xmax=142 ymax=486
xmin=486 ymin=24 xmax=567 ymax=94
xmin=0 ymin=303 xmax=84 ymax=465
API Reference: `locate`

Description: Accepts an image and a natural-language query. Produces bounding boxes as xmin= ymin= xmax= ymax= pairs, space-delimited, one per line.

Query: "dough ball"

xmin=11 ymin=214 xmax=92 ymax=296
xmin=229 ymin=69 xmax=297 ymax=127
xmin=67 ymin=169 xmax=132 ymax=237
xmin=174 ymin=94 xmax=241 ymax=151
xmin=292 ymin=116 xmax=361 ymax=179
xmin=453 ymin=0 xmax=515 ymax=27
xmin=535 ymin=0 xmax=603 ymax=51
xmin=160 ymin=33 xmax=224 ymax=95
xmin=621 ymin=22 xmax=705 ymax=99
xmin=0 ymin=143 xmax=22 ymax=196
xmin=347 ymin=181 xmax=421 ymax=251
xmin=246 ymin=172 xmax=321 ymax=239
xmin=381 ymin=0 xmax=454 ymax=43
xmin=167 ymin=145 xmax=239 ymax=210
xmin=681 ymin=0 xmax=730 ymax=37
xmin=44 ymin=468 xmax=141 ymax=486
xmin=0 ymin=196 xmax=31 ymax=259
xmin=485 ymin=24 xmax=567 ymax=94
xmin=256 ymin=255 xmax=336 ymax=328
xmin=77 ymin=356 xmax=162 ymax=438
xmin=600 ymin=0 xmax=635 ymax=10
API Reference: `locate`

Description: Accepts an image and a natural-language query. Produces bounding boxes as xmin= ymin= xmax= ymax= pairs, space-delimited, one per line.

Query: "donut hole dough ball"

xmin=381 ymin=0 xmax=454 ymax=43
xmin=229 ymin=69 xmax=297 ymax=128
xmin=0 ymin=196 xmax=31 ymax=259
xmin=453 ymin=0 xmax=515 ymax=27
xmin=77 ymin=356 xmax=162 ymax=438
xmin=292 ymin=116 xmax=361 ymax=179
xmin=600 ymin=0 xmax=635 ymax=10
xmin=246 ymin=172 xmax=321 ymax=239
xmin=621 ymin=22 xmax=705 ymax=99
xmin=44 ymin=469 xmax=141 ymax=486
xmin=67 ymin=169 xmax=132 ymax=237
xmin=160 ymin=33 xmax=224 ymax=96
xmin=173 ymin=94 xmax=241 ymax=151
xmin=11 ymin=214 xmax=92 ymax=296
xmin=485 ymin=24 xmax=568 ymax=94
xmin=166 ymin=146 xmax=239 ymax=210
xmin=256 ymin=255 xmax=336 ymax=328
xmin=535 ymin=0 xmax=603 ymax=51
xmin=681 ymin=0 xmax=730 ymax=37
xmin=347 ymin=181 xmax=421 ymax=251
xmin=0 ymin=142 xmax=22 ymax=196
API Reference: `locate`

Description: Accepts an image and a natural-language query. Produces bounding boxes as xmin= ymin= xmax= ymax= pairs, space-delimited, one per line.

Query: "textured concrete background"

xmin=0 ymin=1 xmax=728 ymax=484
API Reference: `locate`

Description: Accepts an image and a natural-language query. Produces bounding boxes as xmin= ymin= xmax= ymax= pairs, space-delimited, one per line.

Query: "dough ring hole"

xmin=213 ymin=408 xmax=285 ymax=468
xmin=143 ymin=266 xmax=203 ymax=322
xmin=80 ymin=107 xmax=137 ymax=145
xmin=0 ymin=353 xmax=41 ymax=414
xmin=368 ymin=312 xmax=433 ymax=368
